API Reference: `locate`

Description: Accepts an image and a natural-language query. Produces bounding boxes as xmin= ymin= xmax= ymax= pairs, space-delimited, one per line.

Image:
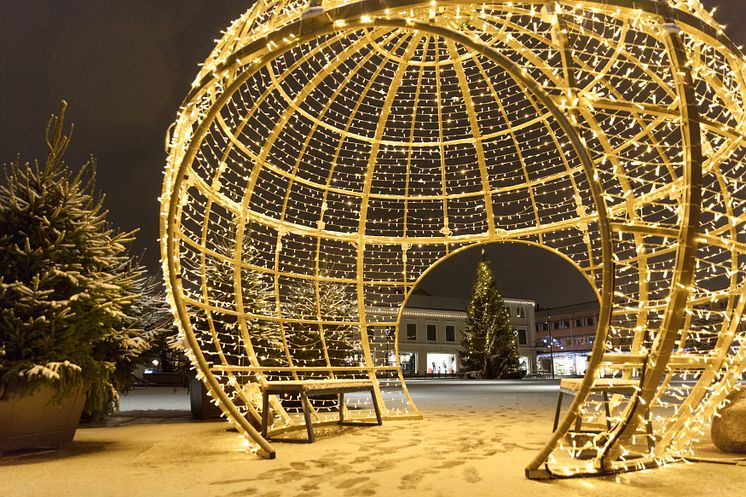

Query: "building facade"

xmin=534 ymin=301 xmax=599 ymax=377
xmin=374 ymin=293 xmax=537 ymax=376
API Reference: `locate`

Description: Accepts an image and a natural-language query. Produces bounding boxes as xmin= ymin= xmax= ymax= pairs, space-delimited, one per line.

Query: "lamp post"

xmin=384 ymin=328 xmax=392 ymax=366
xmin=546 ymin=316 xmax=555 ymax=380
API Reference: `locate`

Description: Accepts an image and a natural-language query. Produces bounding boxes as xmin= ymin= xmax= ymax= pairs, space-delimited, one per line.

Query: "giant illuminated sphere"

xmin=161 ymin=0 xmax=746 ymax=478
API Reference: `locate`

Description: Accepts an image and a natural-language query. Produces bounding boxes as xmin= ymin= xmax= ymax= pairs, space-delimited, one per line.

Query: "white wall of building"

xmin=376 ymin=297 xmax=537 ymax=376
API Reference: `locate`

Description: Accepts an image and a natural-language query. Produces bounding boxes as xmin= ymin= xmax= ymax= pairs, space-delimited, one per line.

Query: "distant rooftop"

xmin=405 ymin=289 xmax=535 ymax=313
xmin=405 ymin=294 xmax=468 ymax=312
xmin=535 ymin=300 xmax=599 ymax=318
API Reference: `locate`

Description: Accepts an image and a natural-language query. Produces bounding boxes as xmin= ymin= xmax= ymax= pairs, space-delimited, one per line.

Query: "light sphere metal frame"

xmin=161 ymin=0 xmax=746 ymax=478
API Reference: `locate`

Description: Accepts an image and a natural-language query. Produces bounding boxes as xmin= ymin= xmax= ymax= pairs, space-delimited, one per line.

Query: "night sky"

xmin=2 ymin=1 xmax=743 ymax=308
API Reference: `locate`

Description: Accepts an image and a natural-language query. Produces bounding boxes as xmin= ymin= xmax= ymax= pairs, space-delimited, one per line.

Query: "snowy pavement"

xmin=1 ymin=380 xmax=744 ymax=497
xmin=118 ymin=385 xmax=192 ymax=413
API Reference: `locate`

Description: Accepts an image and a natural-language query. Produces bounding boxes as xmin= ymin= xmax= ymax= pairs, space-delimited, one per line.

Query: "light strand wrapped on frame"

xmin=161 ymin=0 xmax=746 ymax=477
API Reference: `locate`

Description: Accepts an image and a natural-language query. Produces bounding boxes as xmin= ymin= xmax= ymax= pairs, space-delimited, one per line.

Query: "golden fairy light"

xmin=160 ymin=0 xmax=746 ymax=478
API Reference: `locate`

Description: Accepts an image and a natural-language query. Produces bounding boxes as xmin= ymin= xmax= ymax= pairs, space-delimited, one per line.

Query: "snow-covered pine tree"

xmin=85 ymin=258 xmax=171 ymax=419
xmin=460 ymin=259 xmax=520 ymax=379
xmin=284 ymin=270 xmax=361 ymax=378
xmin=136 ymin=279 xmax=189 ymax=377
xmin=0 ymin=102 xmax=159 ymax=418
xmin=316 ymin=277 xmax=362 ymax=369
xmin=201 ymin=235 xmax=281 ymax=368
xmin=279 ymin=271 xmax=361 ymax=412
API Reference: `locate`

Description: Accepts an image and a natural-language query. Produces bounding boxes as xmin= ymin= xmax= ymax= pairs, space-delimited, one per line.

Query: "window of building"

xmin=576 ymin=319 xmax=583 ymax=327
xmin=400 ymin=353 xmax=416 ymax=374
xmin=516 ymin=306 xmax=526 ymax=318
xmin=445 ymin=325 xmax=455 ymax=342
xmin=427 ymin=324 xmax=437 ymax=341
xmin=516 ymin=328 xmax=527 ymax=345
xmin=406 ymin=323 xmax=416 ymax=340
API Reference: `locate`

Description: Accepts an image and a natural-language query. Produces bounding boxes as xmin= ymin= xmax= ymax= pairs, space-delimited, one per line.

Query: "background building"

xmin=535 ymin=301 xmax=599 ymax=377
xmin=373 ymin=291 xmax=537 ymax=376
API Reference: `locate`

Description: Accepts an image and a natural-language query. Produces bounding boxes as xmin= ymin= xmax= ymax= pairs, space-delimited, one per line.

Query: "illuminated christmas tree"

xmin=461 ymin=259 xmax=520 ymax=379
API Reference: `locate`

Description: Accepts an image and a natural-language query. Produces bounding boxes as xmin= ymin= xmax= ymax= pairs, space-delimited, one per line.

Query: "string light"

xmin=161 ymin=0 xmax=746 ymax=476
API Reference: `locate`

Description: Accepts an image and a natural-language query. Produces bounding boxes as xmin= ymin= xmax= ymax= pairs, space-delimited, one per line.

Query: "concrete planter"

xmin=189 ymin=375 xmax=222 ymax=420
xmin=0 ymin=385 xmax=86 ymax=454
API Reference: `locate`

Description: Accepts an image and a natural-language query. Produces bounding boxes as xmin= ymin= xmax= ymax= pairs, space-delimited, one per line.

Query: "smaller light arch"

xmin=394 ymin=239 xmax=602 ymax=374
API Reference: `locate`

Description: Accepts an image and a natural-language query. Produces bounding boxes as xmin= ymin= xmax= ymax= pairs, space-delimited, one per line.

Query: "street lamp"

xmin=546 ymin=316 xmax=555 ymax=380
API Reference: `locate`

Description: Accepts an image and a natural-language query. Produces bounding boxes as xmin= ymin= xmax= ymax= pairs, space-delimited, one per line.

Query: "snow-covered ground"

xmin=119 ymin=385 xmax=192 ymax=412
xmin=1 ymin=380 xmax=744 ymax=497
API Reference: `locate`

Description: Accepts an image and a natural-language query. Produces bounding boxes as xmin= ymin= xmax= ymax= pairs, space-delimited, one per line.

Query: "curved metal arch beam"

xmin=548 ymin=2 xmax=655 ymax=358
xmin=388 ymin=39 xmax=431 ymax=412
xmin=167 ymin=8 xmax=615 ymax=459
xmin=575 ymin=108 xmax=653 ymax=349
xmin=205 ymin=2 xmax=720 ymax=169
xmin=527 ymin=5 xmax=695 ymax=471
xmin=543 ymin=15 xmax=744 ymax=429
xmin=275 ymin=30 xmax=409 ymax=379
xmin=600 ymin=7 xmax=703 ymax=469
xmin=167 ymin=24 xmax=430 ymax=451
xmin=439 ymin=1 xmax=743 ymax=59
xmin=353 ymin=31 xmax=425 ymax=406
xmin=471 ymin=10 xmax=684 ymax=193
xmin=183 ymin=167 xmax=613 ymax=248
xmin=540 ymin=8 xmax=680 ymax=185
xmin=667 ymin=287 xmax=746 ymax=454
xmin=473 ymin=8 xmax=680 ymax=107
xmin=651 ymin=197 xmax=742 ymax=455
xmin=266 ymin=30 xmax=412 ymax=378
xmin=464 ymin=38 xmax=601 ymax=279
xmin=311 ymin=31 xmax=421 ymax=349
xmin=237 ymin=30 xmax=405 ymax=383
xmin=467 ymin=54 xmax=545 ymax=244
xmin=200 ymin=40 xmax=354 ymax=380
xmin=189 ymin=31 xmax=381 ymax=388
xmin=453 ymin=7 xmax=701 ymax=287
xmin=396 ymin=238 xmax=602 ymax=325
xmin=232 ymin=0 xmax=728 ymax=62
xmin=444 ymin=38 xmax=496 ymax=237
xmin=179 ymin=0 xmax=743 ymax=107
xmin=309 ymin=30 xmax=425 ymax=395
xmin=399 ymin=35 xmax=431 ymax=280
xmin=162 ymin=0 xmax=745 ymax=466
xmin=317 ymin=15 xmax=617 ymax=476
xmin=162 ymin=27 xmax=371 ymax=461
xmin=434 ymin=37 xmax=453 ymax=244
xmin=646 ymin=140 xmax=746 ymax=456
